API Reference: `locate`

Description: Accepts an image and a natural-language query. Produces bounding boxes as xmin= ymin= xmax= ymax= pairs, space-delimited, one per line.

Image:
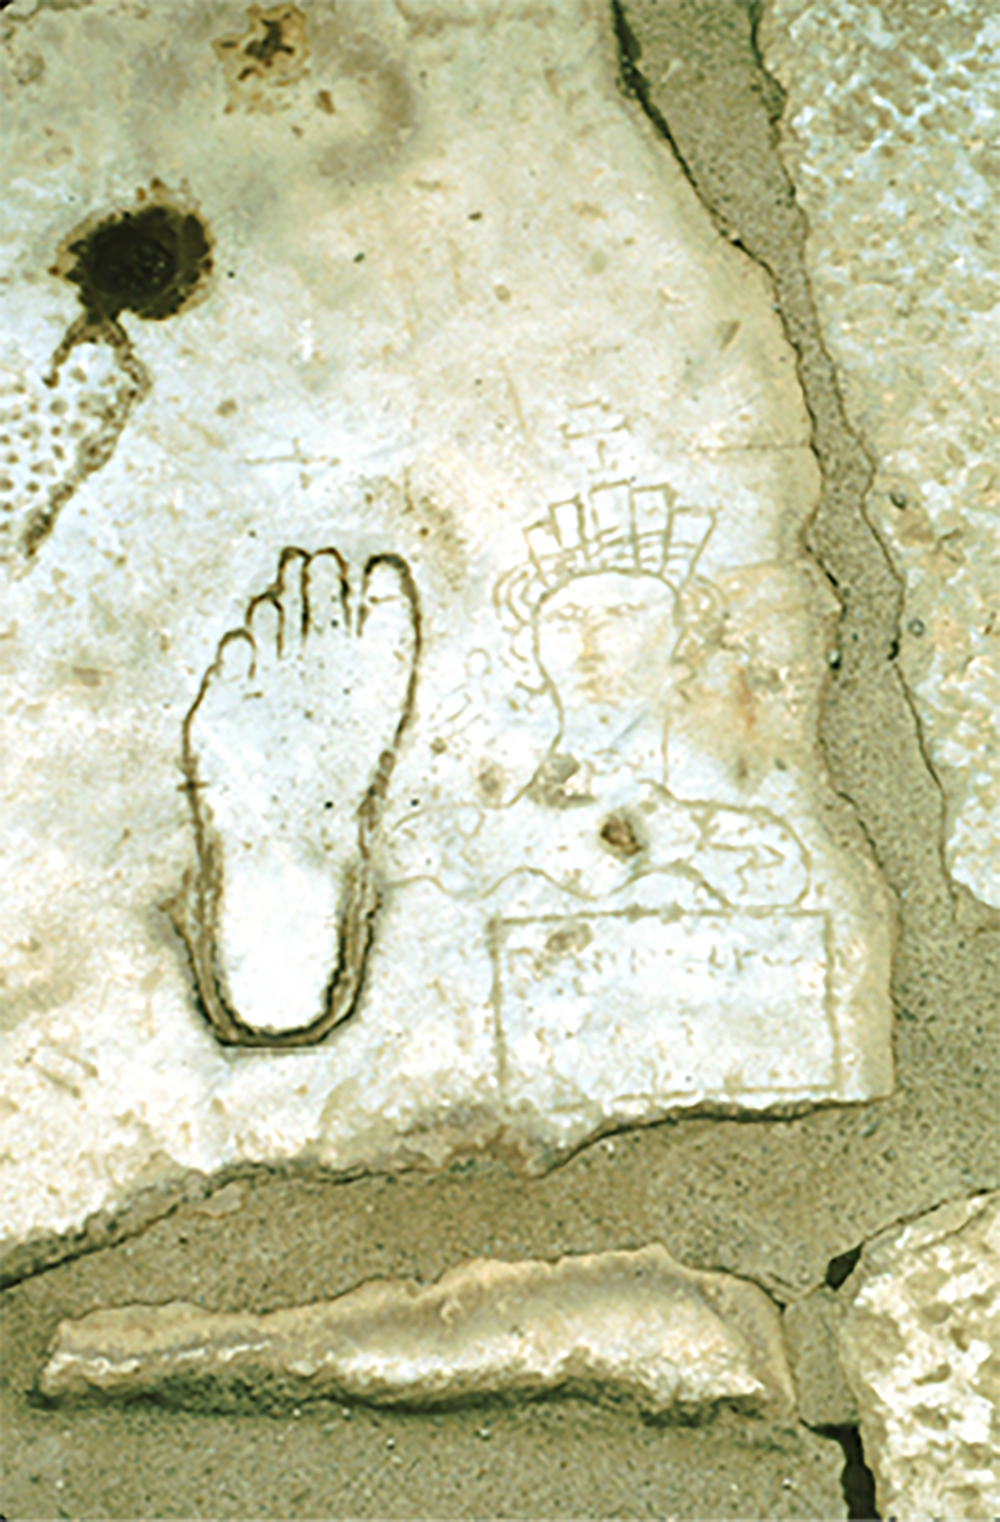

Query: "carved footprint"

xmin=170 ymin=546 xmax=420 ymax=1046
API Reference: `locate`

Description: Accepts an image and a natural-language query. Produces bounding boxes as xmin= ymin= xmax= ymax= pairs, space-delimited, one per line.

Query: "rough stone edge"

xmin=832 ymin=1191 xmax=1000 ymax=1521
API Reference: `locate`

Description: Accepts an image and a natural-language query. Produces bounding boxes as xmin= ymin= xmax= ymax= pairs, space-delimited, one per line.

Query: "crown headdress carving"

xmin=496 ymin=481 xmax=715 ymax=632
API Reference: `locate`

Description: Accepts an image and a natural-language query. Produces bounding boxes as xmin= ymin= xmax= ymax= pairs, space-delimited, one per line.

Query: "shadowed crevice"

xmin=816 ymin=1423 xmax=881 ymax=1520
xmin=824 ymin=1244 xmax=862 ymax=1291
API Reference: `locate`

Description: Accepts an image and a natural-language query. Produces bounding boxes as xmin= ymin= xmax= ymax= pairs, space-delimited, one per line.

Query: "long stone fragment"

xmin=38 ymin=1244 xmax=794 ymax=1421
xmin=836 ymin=1193 xmax=1000 ymax=1522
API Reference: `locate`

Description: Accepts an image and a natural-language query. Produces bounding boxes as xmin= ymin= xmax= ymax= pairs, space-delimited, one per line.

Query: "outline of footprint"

xmin=167 ymin=545 xmax=421 ymax=1047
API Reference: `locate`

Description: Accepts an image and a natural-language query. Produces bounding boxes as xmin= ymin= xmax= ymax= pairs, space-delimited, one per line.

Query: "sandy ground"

xmin=2 ymin=1 xmax=996 ymax=1517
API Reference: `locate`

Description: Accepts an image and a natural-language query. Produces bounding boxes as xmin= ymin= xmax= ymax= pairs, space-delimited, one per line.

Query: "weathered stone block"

xmin=1 ymin=0 xmax=892 ymax=1262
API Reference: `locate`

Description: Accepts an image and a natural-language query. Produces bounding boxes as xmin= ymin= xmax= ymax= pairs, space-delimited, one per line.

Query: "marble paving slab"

xmin=0 ymin=0 xmax=892 ymax=1261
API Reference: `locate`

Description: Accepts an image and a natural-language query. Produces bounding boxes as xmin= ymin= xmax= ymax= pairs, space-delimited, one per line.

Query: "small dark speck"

xmin=909 ymin=618 xmax=925 ymax=636
xmin=774 ymin=758 xmax=787 ymax=770
xmin=227 ymin=271 xmax=236 ymax=279
xmin=889 ymin=489 xmax=908 ymax=509
xmin=410 ymin=798 xmax=420 ymax=807
xmin=353 ymin=252 xmax=365 ymax=264
xmin=468 ymin=211 xmax=483 ymax=221
xmin=324 ymin=801 xmax=333 ymax=809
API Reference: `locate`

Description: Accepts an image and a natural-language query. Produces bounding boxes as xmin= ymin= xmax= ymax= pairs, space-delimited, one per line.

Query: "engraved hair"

xmin=494 ymin=482 xmax=715 ymax=641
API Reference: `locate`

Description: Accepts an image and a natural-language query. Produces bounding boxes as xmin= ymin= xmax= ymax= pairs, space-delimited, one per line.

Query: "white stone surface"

xmin=762 ymin=0 xmax=1000 ymax=906
xmin=0 ymin=0 xmax=892 ymax=1260
xmin=836 ymin=1193 xmax=1000 ymax=1522
xmin=38 ymin=1243 xmax=796 ymax=1420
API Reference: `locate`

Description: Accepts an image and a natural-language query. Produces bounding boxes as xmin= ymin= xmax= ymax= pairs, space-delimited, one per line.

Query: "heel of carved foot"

xmin=160 ymin=864 xmax=245 ymax=1046
xmin=165 ymin=854 xmax=380 ymax=1048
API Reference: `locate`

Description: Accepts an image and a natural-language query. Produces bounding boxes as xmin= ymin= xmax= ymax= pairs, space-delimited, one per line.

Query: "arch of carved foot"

xmin=1 ymin=1 xmax=996 ymax=1518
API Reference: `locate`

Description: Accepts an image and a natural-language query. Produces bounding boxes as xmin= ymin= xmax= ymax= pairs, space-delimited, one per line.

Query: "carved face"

xmin=536 ymin=572 xmax=681 ymax=719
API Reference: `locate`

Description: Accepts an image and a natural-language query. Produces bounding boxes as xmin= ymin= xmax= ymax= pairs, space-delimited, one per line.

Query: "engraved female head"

xmin=535 ymin=570 xmax=685 ymax=750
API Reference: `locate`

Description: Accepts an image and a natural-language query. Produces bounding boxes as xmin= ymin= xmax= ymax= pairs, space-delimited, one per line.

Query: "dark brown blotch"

xmin=53 ymin=193 xmax=212 ymax=324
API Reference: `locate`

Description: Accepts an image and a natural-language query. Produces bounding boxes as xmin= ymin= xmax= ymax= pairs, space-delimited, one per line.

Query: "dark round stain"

xmin=60 ymin=204 xmax=212 ymax=322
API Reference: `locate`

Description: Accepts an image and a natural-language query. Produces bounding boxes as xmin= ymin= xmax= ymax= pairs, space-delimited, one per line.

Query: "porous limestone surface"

xmin=0 ymin=0 xmax=892 ymax=1261
xmin=38 ymin=1243 xmax=796 ymax=1420
xmin=836 ymin=1192 xmax=1000 ymax=1522
xmin=762 ymin=0 xmax=1000 ymax=906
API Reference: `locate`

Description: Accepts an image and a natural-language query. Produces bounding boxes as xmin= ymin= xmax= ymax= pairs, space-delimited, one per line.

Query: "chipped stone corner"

xmin=0 ymin=1163 xmax=223 ymax=1291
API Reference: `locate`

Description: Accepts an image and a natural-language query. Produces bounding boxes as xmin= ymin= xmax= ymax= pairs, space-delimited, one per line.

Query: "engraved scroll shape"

xmin=168 ymin=546 xmax=420 ymax=1047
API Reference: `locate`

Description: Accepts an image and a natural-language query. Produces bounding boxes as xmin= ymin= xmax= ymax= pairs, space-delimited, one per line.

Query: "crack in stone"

xmin=813 ymin=1423 xmax=882 ymax=1521
xmin=611 ymin=0 xmax=958 ymax=917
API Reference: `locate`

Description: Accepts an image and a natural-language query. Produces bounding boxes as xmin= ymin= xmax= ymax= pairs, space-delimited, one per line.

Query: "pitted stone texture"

xmin=762 ymin=0 xmax=1000 ymax=906
xmin=38 ymin=1243 xmax=796 ymax=1420
xmin=1 ymin=0 xmax=891 ymax=1261
xmin=836 ymin=1193 xmax=1000 ymax=1522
